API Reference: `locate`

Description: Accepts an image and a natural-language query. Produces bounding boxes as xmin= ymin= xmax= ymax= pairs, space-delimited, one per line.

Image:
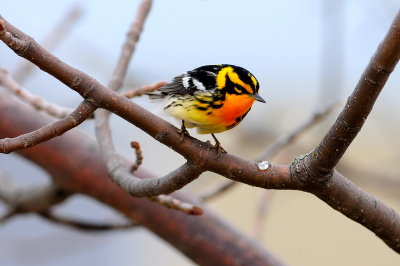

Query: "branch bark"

xmin=0 ymin=89 xmax=284 ymax=266
xmin=296 ymin=10 xmax=400 ymax=181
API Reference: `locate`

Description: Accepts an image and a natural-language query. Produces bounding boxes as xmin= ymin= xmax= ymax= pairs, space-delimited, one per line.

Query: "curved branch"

xmin=93 ymin=0 xmax=206 ymax=198
xmin=0 ymin=97 xmax=96 ymax=154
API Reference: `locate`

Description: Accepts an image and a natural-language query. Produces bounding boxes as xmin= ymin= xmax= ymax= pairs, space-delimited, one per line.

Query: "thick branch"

xmin=309 ymin=170 xmax=400 ymax=251
xmin=0 ymin=90 xmax=284 ymax=266
xmin=298 ymin=10 xmax=400 ymax=181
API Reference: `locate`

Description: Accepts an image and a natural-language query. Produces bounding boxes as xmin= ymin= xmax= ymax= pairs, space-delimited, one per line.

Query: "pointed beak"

xmin=251 ymin=93 xmax=266 ymax=103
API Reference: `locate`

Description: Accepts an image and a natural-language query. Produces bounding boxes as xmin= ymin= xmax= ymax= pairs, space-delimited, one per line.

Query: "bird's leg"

xmin=211 ymin=133 xmax=226 ymax=156
xmin=177 ymin=120 xmax=190 ymax=141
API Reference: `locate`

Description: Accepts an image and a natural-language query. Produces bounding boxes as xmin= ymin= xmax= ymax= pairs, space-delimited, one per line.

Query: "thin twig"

xmin=0 ymin=69 xmax=75 ymax=118
xmin=107 ymin=0 xmax=152 ymax=93
xmin=123 ymin=81 xmax=167 ymax=98
xmin=0 ymin=98 xmax=96 ymax=154
xmin=94 ymin=0 xmax=205 ymax=199
xmin=130 ymin=141 xmax=143 ymax=173
xmin=0 ymin=171 xmax=71 ymax=212
xmin=248 ymin=100 xmax=340 ymax=238
xmin=0 ymin=209 xmax=19 ymax=223
xmin=0 ymin=69 xmax=164 ymax=120
xmin=149 ymin=195 xmax=203 ymax=215
xmin=199 ymin=180 xmax=237 ymax=201
xmin=255 ymin=99 xmax=340 ymax=161
xmin=252 ymin=191 xmax=275 ymax=241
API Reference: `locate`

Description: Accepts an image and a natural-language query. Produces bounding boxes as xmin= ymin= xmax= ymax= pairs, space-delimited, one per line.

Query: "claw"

xmin=177 ymin=120 xmax=190 ymax=141
xmin=211 ymin=133 xmax=226 ymax=156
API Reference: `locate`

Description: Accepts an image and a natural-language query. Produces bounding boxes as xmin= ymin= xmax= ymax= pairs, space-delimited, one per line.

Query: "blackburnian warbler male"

xmin=147 ymin=64 xmax=265 ymax=155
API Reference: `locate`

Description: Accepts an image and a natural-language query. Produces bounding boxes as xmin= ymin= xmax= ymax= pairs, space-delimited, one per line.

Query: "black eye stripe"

xmin=223 ymin=74 xmax=249 ymax=95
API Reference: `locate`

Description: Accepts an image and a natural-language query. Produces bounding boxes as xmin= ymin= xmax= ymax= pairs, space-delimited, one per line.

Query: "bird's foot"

xmin=211 ymin=133 xmax=227 ymax=156
xmin=177 ymin=120 xmax=190 ymax=142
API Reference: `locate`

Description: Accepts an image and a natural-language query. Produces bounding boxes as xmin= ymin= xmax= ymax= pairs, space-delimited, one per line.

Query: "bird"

xmin=147 ymin=64 xmax=265 ymax=155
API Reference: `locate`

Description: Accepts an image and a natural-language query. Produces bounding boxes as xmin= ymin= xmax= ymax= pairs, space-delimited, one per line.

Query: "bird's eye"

xmin=234 ymin=87 xmax=242 ymax=94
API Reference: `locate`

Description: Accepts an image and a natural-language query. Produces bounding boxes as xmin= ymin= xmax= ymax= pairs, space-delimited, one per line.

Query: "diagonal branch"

xmin=0 ymin=97 xmax=96 ymax=154
xmin=294 ymin=10 xmax=400 ymax=182
xmin=290 ymin=10 xmax=400 ymax=251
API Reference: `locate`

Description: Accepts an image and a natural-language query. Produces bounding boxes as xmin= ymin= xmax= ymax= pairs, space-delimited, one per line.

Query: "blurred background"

xmin=1 ymin=0 xmax=400 ymax=265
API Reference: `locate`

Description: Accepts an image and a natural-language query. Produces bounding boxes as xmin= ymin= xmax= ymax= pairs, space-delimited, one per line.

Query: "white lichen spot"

xmin=257 ymin=161 xmax=270 ymax=171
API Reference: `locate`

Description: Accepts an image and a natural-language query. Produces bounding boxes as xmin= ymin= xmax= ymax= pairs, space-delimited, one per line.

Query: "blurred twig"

xmin=13 ymin=5 xmax=84 ymax=83
xmin=0 ymin=68 xmax=74 ymax=118
xmin=199 ymin=180 xmax=237 ymax=201
xmin=200 ymin=100 xmax=340 ymax=201
xmin=0 ymin=170 xmax=71 ymax=223
xmin=123 ymin=81 xmax=167 ymax=98
xmin=255 ymin=99 xmax=340 ymax=161
xmin=150 ymin=195 xmax=203 ymax=215
xmin=252 ymin=191 xmax=274 ymax=241
xmin=39 ymin=211 xmax=137 ymax=232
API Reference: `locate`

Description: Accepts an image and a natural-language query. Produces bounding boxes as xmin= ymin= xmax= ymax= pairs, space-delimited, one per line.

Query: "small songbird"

xmin=147 ymin=64 xmax=265 ymax=155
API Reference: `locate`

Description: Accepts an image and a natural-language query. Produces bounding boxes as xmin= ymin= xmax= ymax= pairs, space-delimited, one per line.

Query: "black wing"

xmin=146 ymin=65 xmax=220 ymax=99
xmin=146 ymin=74 xmax=188 ymax=99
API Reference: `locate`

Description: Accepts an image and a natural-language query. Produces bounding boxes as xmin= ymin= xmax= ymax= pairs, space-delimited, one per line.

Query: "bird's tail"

xmin=145 ymin=91 xmax=168 ymax=99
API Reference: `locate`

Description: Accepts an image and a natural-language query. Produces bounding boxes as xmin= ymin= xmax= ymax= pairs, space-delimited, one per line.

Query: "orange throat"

xmin=219 ymin=94 xmax=255 ymax=127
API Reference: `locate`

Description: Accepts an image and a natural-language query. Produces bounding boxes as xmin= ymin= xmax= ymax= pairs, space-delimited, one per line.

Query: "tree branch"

xmin=0 ymin=98 xmax=96 ymax=154
xmin=0 ymin=171 xmax=71 ymax=213
xmin=0 ymin=68 xmax=76 ymax=118
xmin=39 ymin=211 xmax=137 ymax=232
xmin=0 ymin=93 xmax=284 ymax=266
xmin=295 ymin=10 xmax=400 ymax=182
